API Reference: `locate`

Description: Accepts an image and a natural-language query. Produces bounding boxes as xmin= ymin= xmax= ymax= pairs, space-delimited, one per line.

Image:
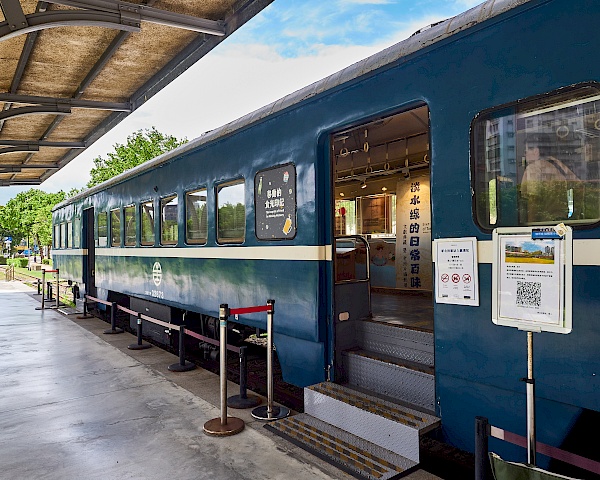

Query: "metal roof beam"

xmin=0 ymin=94 xmax=132 ymax=111
xmin=0 ymin=0 xmax=28 ymax=31
xmin=0 ymin=145 xmax=39 ymax=155
xmin=0 ymin=140 xmax=85 ymax=148
xmin=0 ymin=105 xmax=71 ymax=122
xmin=0 ymin=9 xmax=141 ymax=42
xmin=0 ymin=180 xmax=41 ymax=186
xmin=0 ymin=163 xmax=58 ymax=169
xmin=47 ymin=0 xmax=225 ymax=35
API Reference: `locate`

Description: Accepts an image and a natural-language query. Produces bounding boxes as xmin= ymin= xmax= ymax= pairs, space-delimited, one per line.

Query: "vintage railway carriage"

xmin=53 ymin=0 xmax=599 ymax=471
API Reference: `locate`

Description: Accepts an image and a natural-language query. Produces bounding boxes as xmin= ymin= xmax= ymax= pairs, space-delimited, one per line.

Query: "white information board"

xmin=492 ymin=226 xmax=572 ymax=334
xmin=434 ymin=237 xmax=479 ymax=306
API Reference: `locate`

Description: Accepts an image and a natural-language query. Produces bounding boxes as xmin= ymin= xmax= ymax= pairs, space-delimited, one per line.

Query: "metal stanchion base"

xmin=227 ymin=394 xmax=262 ymax=409
xmin=127 ymin=343 xmax=152 ymax=350
xmin=76 ymin=314 xmax=93 ymax=319
xmin=251 ymin=405 xmax=290 ymax=421
xmin=168 ymin=361 xmax=196 ymax=372
xmin=203 ymin=417 xmax=245 ymax=436
xmin=103 ymin=327 xmax=124 ymax=334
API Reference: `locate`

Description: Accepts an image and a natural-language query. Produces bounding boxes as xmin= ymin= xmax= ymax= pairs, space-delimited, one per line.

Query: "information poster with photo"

xmin=435 ymin=237 xmax=479 ymax=306
xmin=498 ymin=235 xmax=562 ymax=325
xmin=492 ymin=226 xmax=572 ymax=334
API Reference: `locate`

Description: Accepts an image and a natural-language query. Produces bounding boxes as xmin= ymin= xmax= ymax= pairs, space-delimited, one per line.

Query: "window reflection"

xmin=473 ymin=86 xmax=600 ymax=227
xmin=161 ymin=195 xmax=178 ymax=245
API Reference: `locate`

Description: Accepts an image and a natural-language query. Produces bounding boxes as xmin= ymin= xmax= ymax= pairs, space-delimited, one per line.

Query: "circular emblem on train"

xmin=152 ymin=262 xmax=162 ymax=287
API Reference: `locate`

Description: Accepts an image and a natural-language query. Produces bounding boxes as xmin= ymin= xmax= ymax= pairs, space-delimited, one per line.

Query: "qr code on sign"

xmin=516 ymin=281 xmax=541 ymax=307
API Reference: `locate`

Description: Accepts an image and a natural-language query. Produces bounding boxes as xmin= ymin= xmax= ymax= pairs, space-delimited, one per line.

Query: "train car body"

xmin=53 ymin=0 xmax=599 ymax=469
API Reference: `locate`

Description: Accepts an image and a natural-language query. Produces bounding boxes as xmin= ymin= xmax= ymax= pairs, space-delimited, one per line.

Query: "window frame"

xmin=97 ymin=211 xmax=108 ymax=247
xmin=140 ymin=200 xmax=155 ymax=247
xmin=54 ymin=223 xmax=60 ymax=249
xmin=110 ymin=208 xmax=121 ymax=247
xmin=66 ymin=221 xmax=72 ymax=249
xmin=60 ymin=223 xmax=66 ymax=249
xmin=185 ymin=187 xmax=208 ymax=245
xmin=123 ymin=204 xmax=136 ymax=247
xmin=160 ymin=194 xmax=179 ymax=246
xmin=471 ymin=82 xmax=600 ymax=232
xmin=216 ymin=178 xmax=246 ymax=245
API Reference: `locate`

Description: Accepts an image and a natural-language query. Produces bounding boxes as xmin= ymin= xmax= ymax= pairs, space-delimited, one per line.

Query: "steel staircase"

xmin=267 ymin=320 xmax=439 ymax=479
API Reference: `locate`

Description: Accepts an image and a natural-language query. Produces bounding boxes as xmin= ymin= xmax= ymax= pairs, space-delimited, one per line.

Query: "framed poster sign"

xmin=492 ymin=225 xmax=572 ymax=333
xmin=434 ymin=237 xmax=479 ymax=306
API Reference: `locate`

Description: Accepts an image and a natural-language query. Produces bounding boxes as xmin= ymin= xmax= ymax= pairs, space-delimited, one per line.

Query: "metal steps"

xmin=343 ymin=349 xmax=435 ymax=412
xmin=341 ymin=320 xmax=436 ymax=412
xmin=305 ymin=382 xmax=439 ymax=463
xmin=268 ymin=321 xmax=438 ymax=478
xmin=266 ymin=413 xmax=417 ymax=480
xmin=354 ymin=321 xmax=434 ymax=367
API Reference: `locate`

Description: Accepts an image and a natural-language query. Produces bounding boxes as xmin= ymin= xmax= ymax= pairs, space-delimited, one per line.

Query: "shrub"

xmin=0 ymin=256 xmax=6 ymax=265
xmin=42 ymin=258 xmax=51 ymax=265
xmin=8 ymin=258 xmax=29 ymax=268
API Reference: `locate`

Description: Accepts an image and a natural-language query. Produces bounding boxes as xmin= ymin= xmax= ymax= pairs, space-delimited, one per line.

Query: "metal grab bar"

xmin=334 ymin=235 xmax=371 ymax=284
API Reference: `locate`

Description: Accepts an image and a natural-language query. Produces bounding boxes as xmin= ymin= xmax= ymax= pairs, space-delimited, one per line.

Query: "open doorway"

xmin=332 ymin=105 xmax=433 ymax=331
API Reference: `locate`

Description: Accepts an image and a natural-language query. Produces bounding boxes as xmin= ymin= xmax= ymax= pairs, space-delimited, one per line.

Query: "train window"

xmin=110 ymin=208 xmax=121 ymax=247
xmin=97 ymin=212 xmax=108 ymax=247
xmin=67 ymin=222 xmax=72 ymax=249
xmin=217 ymin=179 xmax=245 ymax=244
xmin=60 ymin=223 xmax=66 ymax=249
xmin=124 ymin=205 xmax=136 ymax=246
xmin=140 ymin=201 xmax=155 ymax=246
xmin=255 ymin=164 xmax=297 ymax=240
xmin=73 ymin=217 xmax=80 ymax=248
xmin=161 ymin=195 xmax=178 ymax=245
xmin=54 ymin=224 xmax=60 ymax=249
xmin=185 ymin=189 xmax=207 ymax=244
xmin=473 ymin=84 xmax=600 ymax=228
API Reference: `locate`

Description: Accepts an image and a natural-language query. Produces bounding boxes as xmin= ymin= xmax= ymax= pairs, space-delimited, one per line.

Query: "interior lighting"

xmin=339 ymin=192 xmax=345 ymax=197
xmin=361 ymin=181 xmax=367 ymax=189
xmin=381 ymin=186 xmax=388 ymax=192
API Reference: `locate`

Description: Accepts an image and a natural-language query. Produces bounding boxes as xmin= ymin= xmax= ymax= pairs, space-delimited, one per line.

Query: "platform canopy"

xmin=0 ymin=0 xmax=272 ymax=186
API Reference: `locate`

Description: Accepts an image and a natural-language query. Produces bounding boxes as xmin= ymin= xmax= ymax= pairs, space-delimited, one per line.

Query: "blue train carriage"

xmin=52 ymin=0 xmax=599 ymax=473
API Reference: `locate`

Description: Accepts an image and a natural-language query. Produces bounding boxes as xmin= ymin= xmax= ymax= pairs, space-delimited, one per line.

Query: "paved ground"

xmin=0 ymin=280 xmax=442 ymax=480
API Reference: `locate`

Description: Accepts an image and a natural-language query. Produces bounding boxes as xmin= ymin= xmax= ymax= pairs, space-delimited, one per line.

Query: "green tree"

xmin=0 ymin=189 xmax=66 ymax=259
xmin=87 ymin=127 xmax=187 ymax=188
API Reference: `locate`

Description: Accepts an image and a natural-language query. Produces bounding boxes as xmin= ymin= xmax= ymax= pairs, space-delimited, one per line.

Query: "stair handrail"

xmin=334 ymin=235 xmax=371 ymax=284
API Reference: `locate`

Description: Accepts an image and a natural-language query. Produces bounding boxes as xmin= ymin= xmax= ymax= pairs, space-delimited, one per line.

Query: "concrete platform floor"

xmin=0 ymin=280 xmax=442 ymax=480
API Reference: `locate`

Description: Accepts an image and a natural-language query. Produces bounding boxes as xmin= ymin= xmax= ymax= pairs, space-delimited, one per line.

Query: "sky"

xmin=0 ymin=0 xmax=483 ymax=205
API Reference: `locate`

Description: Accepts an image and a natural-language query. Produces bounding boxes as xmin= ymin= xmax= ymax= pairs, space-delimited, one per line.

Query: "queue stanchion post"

xmin=228 ymin=345 xmax=261 ymax=409
xmin=77 ymin=295 xmax=92 ymax=319
xmin=36 ymin=270 xmax=46 ymax=310
xmin=55 ymin=268 xmax=60 ymax=308
xmin=104 ymin=302 xmax=124 ymax=334
xmin=252 ymin=299 xmax=289 ymax=421
xmin=204 ymin=304 xmax=244 ymax=436
xmin=128 ymin=312 xmax=152 ymax=350
xmin=168 ymin=323 xmax=196 ymax=372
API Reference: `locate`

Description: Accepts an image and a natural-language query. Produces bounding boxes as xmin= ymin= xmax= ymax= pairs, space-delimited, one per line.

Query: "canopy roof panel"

xmin=0 ymin=0 xmax=272 ymax=186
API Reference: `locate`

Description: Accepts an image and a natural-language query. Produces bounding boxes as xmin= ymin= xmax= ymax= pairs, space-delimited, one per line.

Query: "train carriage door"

xmin=331 ymin=105 xmax=436 ymax=412
xmin=83 ymin=207 xmax=96 ymax=297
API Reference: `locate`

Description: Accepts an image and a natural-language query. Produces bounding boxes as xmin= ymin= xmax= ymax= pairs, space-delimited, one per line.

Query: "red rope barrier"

xmin=44 ymin=269 xmax=59 ymax=273
xmin=116 ymin=305 xmax=137 ymax=316
xmin=84 ymin=294 xmax=112 ymax=306
xmin=490 ymin=426 xmax=600 ymax=474
xmin=184 ymin=329 xmax=240 ymax=353
xmin=229 ymin=305 xmax=272 ymax=315
xmin=140 ymin=314 xmax=179 ymax=331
